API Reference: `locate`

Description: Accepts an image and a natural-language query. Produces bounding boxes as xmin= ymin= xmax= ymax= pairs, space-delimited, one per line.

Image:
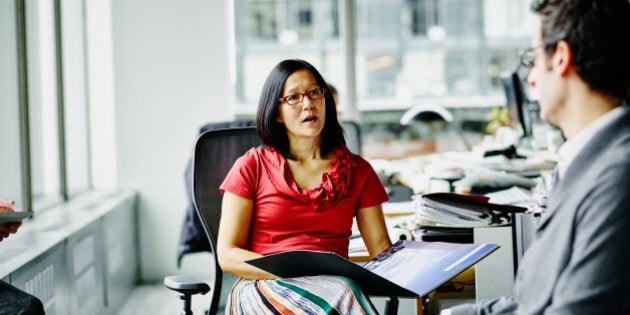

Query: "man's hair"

xmin=531 ymin=0 xmax=630 ymax=100
xmin=255 ymin=59 xmax=345 ymax=159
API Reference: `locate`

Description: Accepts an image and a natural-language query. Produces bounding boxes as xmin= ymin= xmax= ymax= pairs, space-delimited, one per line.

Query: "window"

xmin=0 ymin=0 xmax=26 ymax=211
xmin=60 ymin=0 xmax=91 ymax=196
xmin=0 ymin=0 xmax=94 ymax=213
xmin=233 ymin=0 xmax=342 ymax=108
xmin=26 ymin=0 xmax=63 ymax=209
xmin=231 ymin=0 xmax=535 ymax=111
xmin=355 ymin=0 xmax=535 ymax=108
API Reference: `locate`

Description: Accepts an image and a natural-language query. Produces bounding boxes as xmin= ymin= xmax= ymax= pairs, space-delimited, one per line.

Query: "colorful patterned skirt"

xmin=225 ymin=276 xmax=377 ymax=315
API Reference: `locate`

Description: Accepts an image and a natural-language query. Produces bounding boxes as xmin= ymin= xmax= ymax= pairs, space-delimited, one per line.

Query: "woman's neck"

xmin=288 ymin=138 xmax=322 ymax=161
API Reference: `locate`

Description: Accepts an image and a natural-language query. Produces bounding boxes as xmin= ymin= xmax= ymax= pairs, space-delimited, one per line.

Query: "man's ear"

xmin=553 ymin=40 xmax=573 ymax=76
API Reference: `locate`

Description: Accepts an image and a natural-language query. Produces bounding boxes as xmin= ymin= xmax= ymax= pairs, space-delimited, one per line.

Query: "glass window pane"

xmin=440 ymin=0 xmax=482 ymax=39
xmin=61 ymin=0 xmax=91 ymax=196
xmin=84 ymin=0 xmax=117 ymax=188
xmin=0 ymin=0 xmax=26 ymax=211
xmin=484 ymin=0 xmax=535 ymax=40
xmin=232 ymin=0 xmax=535 ymax=112
xmin=357 ymin=2 xmax=401 ymax=38
xmin=26 ymin=0 xmax=63 ymax=209
xmin=354 ymin=0 xmax=535 ymax=108
xmin=233 ymin=0 xmax=342 ymax=105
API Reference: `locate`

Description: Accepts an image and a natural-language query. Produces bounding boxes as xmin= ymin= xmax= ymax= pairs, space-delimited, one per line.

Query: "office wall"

xmin=110 ymin=0 xmax=231 ymax=280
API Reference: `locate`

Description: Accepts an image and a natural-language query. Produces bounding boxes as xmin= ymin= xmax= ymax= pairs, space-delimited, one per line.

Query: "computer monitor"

xmin=501 ymin=69 xmax=532 ymax=137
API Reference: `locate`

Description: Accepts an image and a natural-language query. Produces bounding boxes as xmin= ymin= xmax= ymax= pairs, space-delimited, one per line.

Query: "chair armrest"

xmin=164 ymin=274 xmax=210 ymax=296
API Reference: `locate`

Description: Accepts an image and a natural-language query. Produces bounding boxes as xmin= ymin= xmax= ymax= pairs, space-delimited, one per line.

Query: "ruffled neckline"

xmin=264 ymin=146 xmax=358 ymax=212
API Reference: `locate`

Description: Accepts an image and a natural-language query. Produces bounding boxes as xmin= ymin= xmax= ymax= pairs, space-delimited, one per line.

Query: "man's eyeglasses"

xmin=519 ymin=44 xmax=544 ymax=69
xmin=279 ymin=87 xmax=327 ymax=105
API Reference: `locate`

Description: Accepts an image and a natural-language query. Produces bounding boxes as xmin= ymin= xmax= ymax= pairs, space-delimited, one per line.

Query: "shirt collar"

xmin=556 ymin=105 xmax=628 ymax=179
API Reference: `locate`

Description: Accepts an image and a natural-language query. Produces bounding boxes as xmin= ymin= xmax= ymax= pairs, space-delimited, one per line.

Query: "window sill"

xmin=0 ymin=189 xmax=137 ymax=279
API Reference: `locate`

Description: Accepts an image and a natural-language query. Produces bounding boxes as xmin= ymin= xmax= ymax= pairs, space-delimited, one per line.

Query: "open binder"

xmin=415 ymin=192 xmax=528 ymax=227
xmin=246 ymin=240 xmax=499 ymax=298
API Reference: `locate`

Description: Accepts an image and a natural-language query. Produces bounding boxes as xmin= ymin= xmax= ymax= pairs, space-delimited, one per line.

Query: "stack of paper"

xmin=413 ymin=192 xmax=527 ymax=228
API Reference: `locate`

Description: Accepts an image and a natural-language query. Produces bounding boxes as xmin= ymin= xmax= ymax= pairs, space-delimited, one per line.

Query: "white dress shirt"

xmin=555 ymin=106 xmax=628 ymax=180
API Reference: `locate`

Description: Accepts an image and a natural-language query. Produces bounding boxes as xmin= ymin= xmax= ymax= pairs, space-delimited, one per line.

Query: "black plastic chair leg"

xmin=384 ymin=296 xmax=399 ymax=315
xmin=178 ymin=293 xmax=193 ymax=315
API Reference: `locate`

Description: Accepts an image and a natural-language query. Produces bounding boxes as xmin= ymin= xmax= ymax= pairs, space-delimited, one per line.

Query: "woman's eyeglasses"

xmin=279 ymin=87 xmax=327 ymax=105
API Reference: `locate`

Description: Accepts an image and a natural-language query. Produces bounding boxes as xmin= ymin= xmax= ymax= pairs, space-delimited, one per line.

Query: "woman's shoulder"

xmin=238 ymin=146 xmax=284 ymax=168
xmin=240 ymin=145 xmax=272 ymax=157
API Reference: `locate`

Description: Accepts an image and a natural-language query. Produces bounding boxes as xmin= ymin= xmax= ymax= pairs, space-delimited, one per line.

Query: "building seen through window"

xmin=232 ymin=0 xmax=536 ymax=111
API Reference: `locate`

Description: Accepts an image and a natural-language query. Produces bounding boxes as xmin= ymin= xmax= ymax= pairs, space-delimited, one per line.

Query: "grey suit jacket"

xmin=452 ymin=106 xmax=630 ymax=314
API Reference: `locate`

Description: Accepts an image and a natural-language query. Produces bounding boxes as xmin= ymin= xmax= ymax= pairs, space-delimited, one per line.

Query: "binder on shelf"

xmin=246 ymin=240 xmax=499 ymax=298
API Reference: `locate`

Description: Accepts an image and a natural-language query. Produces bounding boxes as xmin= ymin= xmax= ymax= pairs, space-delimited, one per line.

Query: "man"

xmin=1 ymin=198 xmax=45 ymax=315
xmin=446 ymin=0 xmax=630 ymax=313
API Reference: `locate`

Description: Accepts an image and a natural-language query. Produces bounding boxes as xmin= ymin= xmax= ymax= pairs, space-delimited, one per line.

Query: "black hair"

xmin=327 ymin=83 xmax=338 ymax=96
xmin=255 ymin=59 xmax=345 ymax=159
xmin=531 ymin=0 xmax=630 ymax=100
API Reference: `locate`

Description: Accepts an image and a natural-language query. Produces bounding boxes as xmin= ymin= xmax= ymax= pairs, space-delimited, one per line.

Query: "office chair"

xmin=177 ymin=120 xmax=255 ymax=268
xmin=400 ymin=104 xmax=472 ymax=151
xmin=165 ymin=127 xmax=261 ymax=315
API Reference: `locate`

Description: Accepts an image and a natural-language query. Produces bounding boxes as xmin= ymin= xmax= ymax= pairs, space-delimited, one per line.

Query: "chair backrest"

xmin=191 ymin=126 xmax=261 ymax=314
xmin=177 ymin=120 xmax=256 ymax=267
xmin=342 ymin=120 xmax=362 ymax=155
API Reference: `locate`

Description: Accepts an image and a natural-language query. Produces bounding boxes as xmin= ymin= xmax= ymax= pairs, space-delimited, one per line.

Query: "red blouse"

xmin=219 ymin=145 xmax=389 ymax=257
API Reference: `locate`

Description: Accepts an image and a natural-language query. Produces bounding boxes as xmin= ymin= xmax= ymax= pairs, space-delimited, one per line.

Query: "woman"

xmin=217 ymin=59 xmax=392 ymax=314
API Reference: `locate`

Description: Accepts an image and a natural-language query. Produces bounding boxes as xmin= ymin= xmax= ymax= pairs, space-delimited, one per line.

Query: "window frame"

xmin=5 ymin=0 xmax=94 ymax=213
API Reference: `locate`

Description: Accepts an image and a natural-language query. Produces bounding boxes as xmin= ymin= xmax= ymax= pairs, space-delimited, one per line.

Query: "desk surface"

xmin=349 ymin=202 xmax=415 ymax=262
xmin=369 ymin=149 xmax=554 ymax=196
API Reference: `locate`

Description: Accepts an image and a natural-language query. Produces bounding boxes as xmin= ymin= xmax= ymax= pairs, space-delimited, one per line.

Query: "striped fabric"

xmin=226 ymin=276 xmax=377 ymax=315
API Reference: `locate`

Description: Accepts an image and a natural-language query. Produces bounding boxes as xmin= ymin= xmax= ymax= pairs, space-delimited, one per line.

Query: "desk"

xmin=473 ymin=226 xmax=514 ymax=300
xmin=349 ymin=201 xmax=526 ymax=314
xmin=381 ymin=201 xmax=518 ymax=301
xmin=359 ymin=149 xmax=551 ymax=313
